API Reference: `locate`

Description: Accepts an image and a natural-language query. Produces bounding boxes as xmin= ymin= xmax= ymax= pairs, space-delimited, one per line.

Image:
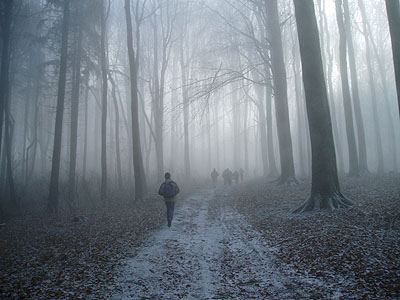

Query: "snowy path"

xmin=112 ymin=187 xmax=319 ymax=299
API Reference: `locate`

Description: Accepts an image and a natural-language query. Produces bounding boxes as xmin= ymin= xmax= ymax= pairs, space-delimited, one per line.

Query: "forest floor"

xmin=1 ymin=175 xmax=399 ymax=299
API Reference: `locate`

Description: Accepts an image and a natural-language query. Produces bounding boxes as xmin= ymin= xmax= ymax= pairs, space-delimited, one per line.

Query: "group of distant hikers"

xmin=211 ymin=167 xmax=244 ymax=186
xmin=158 ymin=168 xmax=245 ymax=228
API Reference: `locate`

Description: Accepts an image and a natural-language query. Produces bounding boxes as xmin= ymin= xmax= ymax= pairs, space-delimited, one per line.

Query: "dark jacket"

xmin=158 ymin=179 xmax=180 ymax=202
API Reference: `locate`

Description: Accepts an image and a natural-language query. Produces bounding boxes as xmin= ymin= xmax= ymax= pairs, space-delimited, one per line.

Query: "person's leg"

xmin=166 ymin=201 xmax=175 ymax=227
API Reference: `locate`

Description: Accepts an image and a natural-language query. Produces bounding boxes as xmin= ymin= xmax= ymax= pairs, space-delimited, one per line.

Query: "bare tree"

xmin=293 ymin=0 xmax=352 ymax=212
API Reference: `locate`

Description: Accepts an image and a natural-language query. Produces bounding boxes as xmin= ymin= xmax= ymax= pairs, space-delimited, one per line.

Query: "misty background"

xmin=0 ymin=0 xmax=399 ymax=216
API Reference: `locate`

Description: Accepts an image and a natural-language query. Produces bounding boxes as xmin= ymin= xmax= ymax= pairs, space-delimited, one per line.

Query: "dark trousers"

xmin=165 ymin=201 xmax=175 ymax=221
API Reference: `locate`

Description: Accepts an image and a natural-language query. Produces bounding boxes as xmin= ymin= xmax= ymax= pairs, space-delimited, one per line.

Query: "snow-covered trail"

xmin=112 ymin=187 xmax=319 ymax=299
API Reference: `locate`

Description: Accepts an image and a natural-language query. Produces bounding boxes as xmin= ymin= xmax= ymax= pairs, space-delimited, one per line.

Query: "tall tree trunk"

xmin=358 ymin=0 xmax=384 ymax=173
xmin=47 ymin=0 xmax=70 ymax=214
xmin=179 ymin=42 xmax=191 ymax=178
xmin=293 ymin=0 xmax=352 ymax=212
xmin=124 ymin=0 xmax=147 ymax=199
xmin=100 ymin=0 xmax=108 ymax=202
xmin=68 ymin=16 xmax=82 ymax=213
xmin=265 ymin=0 xmax=297 ymax=184
xmin=317 ymin=0 xmax=345 ymax=174
xmin=231 ymin=83 xmax=240 ymax=171
xmin=343 ymin=0 xmax=369 ymax=172
xmin=253 ymin=82 xmax=268 ymax=176
xmin=265 ymin=73 xmax=279 ymax=177
xmin=214 ymin=96 xmax=220 ymax=170
xmin=385 ymin=0 xmax=400 ymax=115
xmin=109 ymin=75 xmax=123 ymax=189
xmin=335 ymin=0 xmax=359 ymax=176
xmin=82 ymin=71 xmax=89 ymax=180
xmin=370 ymin=33 xmax=398 ymax=172
xmin=291 ymin=35 xmax=306 ymax=177
xmin=0 ymin=0 xmax=13 ymax=167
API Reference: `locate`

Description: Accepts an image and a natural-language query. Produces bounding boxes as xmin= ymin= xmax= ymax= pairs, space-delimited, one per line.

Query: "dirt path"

xmin=112 ymin=187 xmax=321 ymax=299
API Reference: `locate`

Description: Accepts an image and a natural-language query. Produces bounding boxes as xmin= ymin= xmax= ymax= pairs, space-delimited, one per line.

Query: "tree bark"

xmin=385 ymin=0 xmax=400 ymax=115
xmin=47 ymin=0 xmax=70 ymax=214
xmin=293 ymin=0 xmax=352 ymax=212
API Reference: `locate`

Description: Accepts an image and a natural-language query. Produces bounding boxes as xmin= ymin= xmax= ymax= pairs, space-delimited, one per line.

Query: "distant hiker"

xmin=233 ymin=170 xmax=239 ymax=184
xmin=222 ymin=168 xmax=233 ymax=186
xmin=211 ymin=168 xmax=219 ymax=185
xmin=239 ymin=168 xmax=244 ymax=181
xmin=158 ymin=172 xmax=180 ymax=227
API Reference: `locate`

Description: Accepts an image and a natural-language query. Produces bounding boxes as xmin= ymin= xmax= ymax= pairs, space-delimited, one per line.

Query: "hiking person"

xmin=211 ymin=168 xmax=219 ymax=185
xmin=233 ymin=170 xmax=239 ymax=184
xmin=222 ymin=168 xmax=233 ymax=186
xmin=239 ymin=168 xmax=244 ymax=181
xmin=158 ymin=172 xmax=180 ymax=227
xmin=222 ymin=168 xmax=229 ymax=185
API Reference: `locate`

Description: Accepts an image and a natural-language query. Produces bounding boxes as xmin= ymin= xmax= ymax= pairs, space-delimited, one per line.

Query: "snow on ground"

xmin=112 ymin=186 xmax=325 ymax=299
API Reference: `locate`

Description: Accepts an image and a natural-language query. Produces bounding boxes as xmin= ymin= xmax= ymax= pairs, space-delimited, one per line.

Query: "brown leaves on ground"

xmin=231 ymin=174 xmax=400 ymax=299
xmin=0 ymin=196 xmax=164 ymax=299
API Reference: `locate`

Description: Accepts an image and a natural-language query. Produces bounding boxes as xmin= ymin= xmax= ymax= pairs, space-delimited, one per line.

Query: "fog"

xmin=0 ymin=0 xmax=399 ymax=214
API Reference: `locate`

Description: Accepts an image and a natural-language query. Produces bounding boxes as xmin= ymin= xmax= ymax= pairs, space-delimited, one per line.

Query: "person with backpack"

xmin=211 ymin=168 xmax=219 ymax=186
xmin=158 ymin=172 xmax=180 ymax=227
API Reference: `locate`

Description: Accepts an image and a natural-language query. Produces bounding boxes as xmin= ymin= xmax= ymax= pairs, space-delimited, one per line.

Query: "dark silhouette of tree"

xmin=385 ymin=0 xmax=400 ymax=115
xmin=265 ymin=0 xmax=297 ymax=185
xmin=335 ymin=0 xmax=359 ymax=176
xmin=100 ymin=0 xmax=109 ymax=202
xmin=47 ymin=0 xmax=70 ymax=214
xmin=124 ymin=0 xmax=147 ymax=200
xmin=293 ymin=0 xmax=352 ymax=212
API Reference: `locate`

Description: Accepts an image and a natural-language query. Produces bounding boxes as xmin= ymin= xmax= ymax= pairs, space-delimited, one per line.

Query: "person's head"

xmin=164 ymin=172 xmax=171 ymax=180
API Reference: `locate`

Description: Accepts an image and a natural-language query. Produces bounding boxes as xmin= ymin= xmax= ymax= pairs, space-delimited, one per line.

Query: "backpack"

xmin=163 ymin=182 xmax=175 ymax=198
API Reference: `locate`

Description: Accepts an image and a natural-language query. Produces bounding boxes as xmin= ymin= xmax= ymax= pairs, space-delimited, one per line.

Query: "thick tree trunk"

xmin=358 ymin=0 xmax=384 ymax=173
xmin=335 ymin=0 xmax=359 ymax=176
xmin=47 ymin=0 xmax=70 ymax=214
xmin=343 ymin=0 xmax=369 ymax=172
xmin=0 ymin=0 xmax=13 ymax=166
xmin=124 ymin=0 xmax=147 ymax=199
xmin=385 ymin=0 xmax=400 ymax=115
xmin=265 ymin=0 xmax=297 ymax=185
xmin=293 ymin=0 xmax=352 ymax=212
